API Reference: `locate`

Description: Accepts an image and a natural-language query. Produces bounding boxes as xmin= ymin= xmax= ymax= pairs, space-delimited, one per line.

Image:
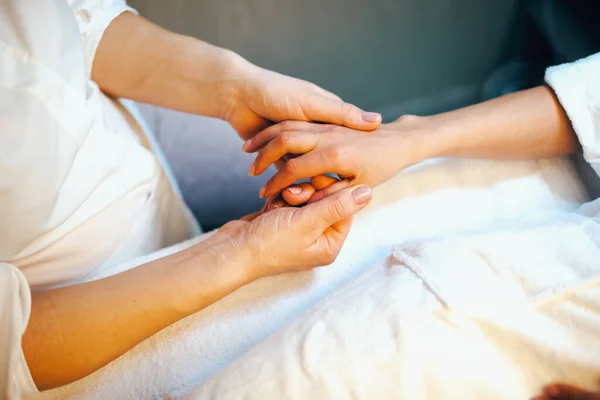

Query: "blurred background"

xmin=129 ymin=0 xmax=600 ymax=230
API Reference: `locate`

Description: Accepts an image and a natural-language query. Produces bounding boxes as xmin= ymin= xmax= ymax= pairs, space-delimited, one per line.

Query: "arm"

xmin=21 ymin=185 xmax=372 ymax=391
xmin=91 ymin=12 xmax=381 ymax=139
xmin=92 ymin=11 xmax=241 ymax=121
xmin=425 ymin=85 xmax=579 ymax=161
xmin=244 ymin=86 xmax=580 ymax=198
xmin=22 ymin=236 xmax=249 ymax=390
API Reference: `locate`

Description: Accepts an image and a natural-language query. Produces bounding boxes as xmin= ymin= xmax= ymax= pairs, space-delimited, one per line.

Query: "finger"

xmin=308 ymin=179 xmax=352 ymax=204
xmin=243 ymin=121 xmax=326 ymax=153
xmin=282 ymin=182 xmax=317 ymax=206
xmin=266 ymin=198 xmax=288 ymax=211
xmin=261 ymin=151 xmax=354 ymax=198
xmin=308 ymin=215 xmax=353 ymax=266
xmin=261 ymin=194 xmax=285 ymax=213
xmin=300 ymin=95 xmax=382 ymax=132
xmin=543 ymin=383 xmax=600 ymax=400
xmin=251 ymin=131 xmax=319 ymax=176
xmin=296 ymin=185 xmax=372 ymax=233
xmin=311 ymin=175 xmax=339 ymax=190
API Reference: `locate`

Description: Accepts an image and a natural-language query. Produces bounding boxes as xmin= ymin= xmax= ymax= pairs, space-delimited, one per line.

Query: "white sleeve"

xmin=66 ymin=0 xmax=139 ymax=79
xmin=0 ymin=264 xmax=37 ymax=399
xmin=545 ymin=52 xmax=600 ymax=178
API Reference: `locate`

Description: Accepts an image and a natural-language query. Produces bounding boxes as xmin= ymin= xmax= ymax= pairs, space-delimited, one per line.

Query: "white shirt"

xmin=1 ymin=0 xmax=198 ymax=397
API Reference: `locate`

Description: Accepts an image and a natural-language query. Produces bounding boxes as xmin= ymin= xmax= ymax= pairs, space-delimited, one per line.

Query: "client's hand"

xmin=216 ymin=184 xmax=373 ymax=280
xmin=243 ymin=116 xmax=435 ymax=198
xmin=533 ymin=383 xmax=600 ymax=400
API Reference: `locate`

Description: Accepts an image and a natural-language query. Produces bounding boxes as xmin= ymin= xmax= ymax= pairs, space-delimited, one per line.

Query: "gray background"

xmin=130 ymin=0 xmax=519 ymax=118
xmin=128 ymin=0 xmax=522 ymax=229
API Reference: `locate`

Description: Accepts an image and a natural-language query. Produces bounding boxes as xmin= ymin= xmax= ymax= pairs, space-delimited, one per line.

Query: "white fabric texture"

xmin=546 ymin=52 xmax=600 ymax=178
xmin=188 ymin=206 xmax=600 ymax=399
xmin=36 ymin=156 xmax=589 ymax=399
xmin=67 ymin=0 xmax=139 ymax=79
xmin=0 ymin=0 xmax=198 ymax=291
xmin=0 ymin=264 xmax=36 ymax=400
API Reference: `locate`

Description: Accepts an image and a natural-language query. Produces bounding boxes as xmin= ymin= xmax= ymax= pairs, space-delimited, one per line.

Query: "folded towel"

xmin=37 ymin=157 xmax=587 ymax=399
xmin=186 ymin=200 xmax=600 ymax=400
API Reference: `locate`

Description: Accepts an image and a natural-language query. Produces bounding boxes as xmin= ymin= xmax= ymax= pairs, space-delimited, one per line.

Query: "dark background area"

xmin=129 ymin=0 xmax=600 ymax=120
xmin=129 ymin=0 xmax=600 ymax=230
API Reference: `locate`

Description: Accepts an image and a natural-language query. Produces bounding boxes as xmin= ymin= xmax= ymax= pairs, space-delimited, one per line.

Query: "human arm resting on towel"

xmin=21 ymin=185 xmax=372 ymax=391
xmin=244 ymin=85 xmax=580 ymax=198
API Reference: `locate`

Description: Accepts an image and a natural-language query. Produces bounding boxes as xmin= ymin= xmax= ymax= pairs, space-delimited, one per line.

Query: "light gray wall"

xmin=130 ymin=0 xmax=518 ymax=118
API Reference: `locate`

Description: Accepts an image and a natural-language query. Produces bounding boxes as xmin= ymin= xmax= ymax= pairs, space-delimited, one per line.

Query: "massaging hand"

xmin=215 ymin=184 xmax=372 ymax=280
xmin=243 ymin=116 xmax=430 ymax=198
xmin=225 ymin=61 xmax=382 ymax=140
xmin=532 ymin=383 xmax=600 ymax=400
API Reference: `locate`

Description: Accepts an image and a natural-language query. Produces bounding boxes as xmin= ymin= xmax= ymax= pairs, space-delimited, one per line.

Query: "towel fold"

xmin=36 ymin=157 xmax=587 ymax=399
xmin=187 ymin=201 xmax=600 ymax=400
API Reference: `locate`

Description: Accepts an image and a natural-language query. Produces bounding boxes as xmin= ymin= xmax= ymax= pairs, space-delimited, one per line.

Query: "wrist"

xmin=169 ymin=239 xmax=255 ymax=314
xmin=178 ymin=38 xmax=251 ymax=119
xmin=385 ymin=115 xmax=448 ymax=166
xmin=410 ymin=112 xmax=466 ymax=159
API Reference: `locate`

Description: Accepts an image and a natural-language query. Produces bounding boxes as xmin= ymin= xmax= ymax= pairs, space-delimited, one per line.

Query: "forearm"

xmin=22 ymin=240 xmax=249 ymax=390
xmin=408 ymin=86 xmax=580 ymax=162
xmin=93 ymin=12 xmax=246 ymax=119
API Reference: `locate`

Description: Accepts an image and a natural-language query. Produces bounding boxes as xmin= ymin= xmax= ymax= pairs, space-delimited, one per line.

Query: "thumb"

xmin=296 ymin=185 xmax=373 ymax=233
xmin=303 ymin=95 xmax=382 ymax=131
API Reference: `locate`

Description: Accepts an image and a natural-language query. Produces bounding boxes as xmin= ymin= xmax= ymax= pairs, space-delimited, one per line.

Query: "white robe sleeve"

xmin=66 ymin=0 xmax=139 ymax=79
xmin=546 ymin=52 xmax=600 ymax=178
xmin=0 ymin=264 xmax=37 ymax=399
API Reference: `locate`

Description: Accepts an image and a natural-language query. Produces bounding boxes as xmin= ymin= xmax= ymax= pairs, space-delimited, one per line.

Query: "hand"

xmin=216 ymin=184 xmax=373 ymax=280
xmin=532 ymin=383 xmax=600 ymax=400
xmin=261 ymin=175 xmax=345 ymax=212
xmin=243 ymin=115 xmax=435 ymax=198
xmin=224 ymin=60 xmax=382 ymax=140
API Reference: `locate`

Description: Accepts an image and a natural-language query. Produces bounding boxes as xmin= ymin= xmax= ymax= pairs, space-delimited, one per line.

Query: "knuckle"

xmin=278 ymin=120 xmax=293 ymax=130
xmin=278 ymin=132 xmax=293 ymax=146
xmin=327 ymin=198 xmax=348 ymax=221
xmin=321 ymin=247 xmax=340 ymax=265
xmin=340 ymin=102 xmax=360 ymax=122
xmin=284 ymin=159 xmax=299 ymax=176
xmin=324 ymin=146 xmax=344 ymax=164
xmin=325 ymin=125 xmax=341 ymax=134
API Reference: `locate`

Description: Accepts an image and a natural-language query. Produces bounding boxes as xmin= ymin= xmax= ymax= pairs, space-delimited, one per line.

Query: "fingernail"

xmin=242 ymin=140 xmax=252 ymax=152
xmin=286 ymin=186 xmax=302 ymax=195
xmin=259 ymin=186 xmax=266 ymax=198
xmin=362 ymin=112 xmax=381 ymax=123
xmin=351 ymin=186 xmax=372 ymax=205
xmin=248 ymin=163 xmax=256 ymax=176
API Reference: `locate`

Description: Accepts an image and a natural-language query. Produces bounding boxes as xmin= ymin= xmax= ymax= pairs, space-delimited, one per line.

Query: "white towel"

xmin=186 ymin=202 xmax=600 ymax=400
xmin=36 ymin=156 xmax=587 ymax=399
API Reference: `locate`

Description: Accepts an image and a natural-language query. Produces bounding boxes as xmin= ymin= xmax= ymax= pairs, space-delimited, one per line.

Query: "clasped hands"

xmin=207 ymin=56 xmax=431 ymax=280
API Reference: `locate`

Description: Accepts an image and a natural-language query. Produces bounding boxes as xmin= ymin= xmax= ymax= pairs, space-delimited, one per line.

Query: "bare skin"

xmin=93 ymin=12 xmax=382 ymax=141
xmin=244 ymin=86 xmax=580 ymax=199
